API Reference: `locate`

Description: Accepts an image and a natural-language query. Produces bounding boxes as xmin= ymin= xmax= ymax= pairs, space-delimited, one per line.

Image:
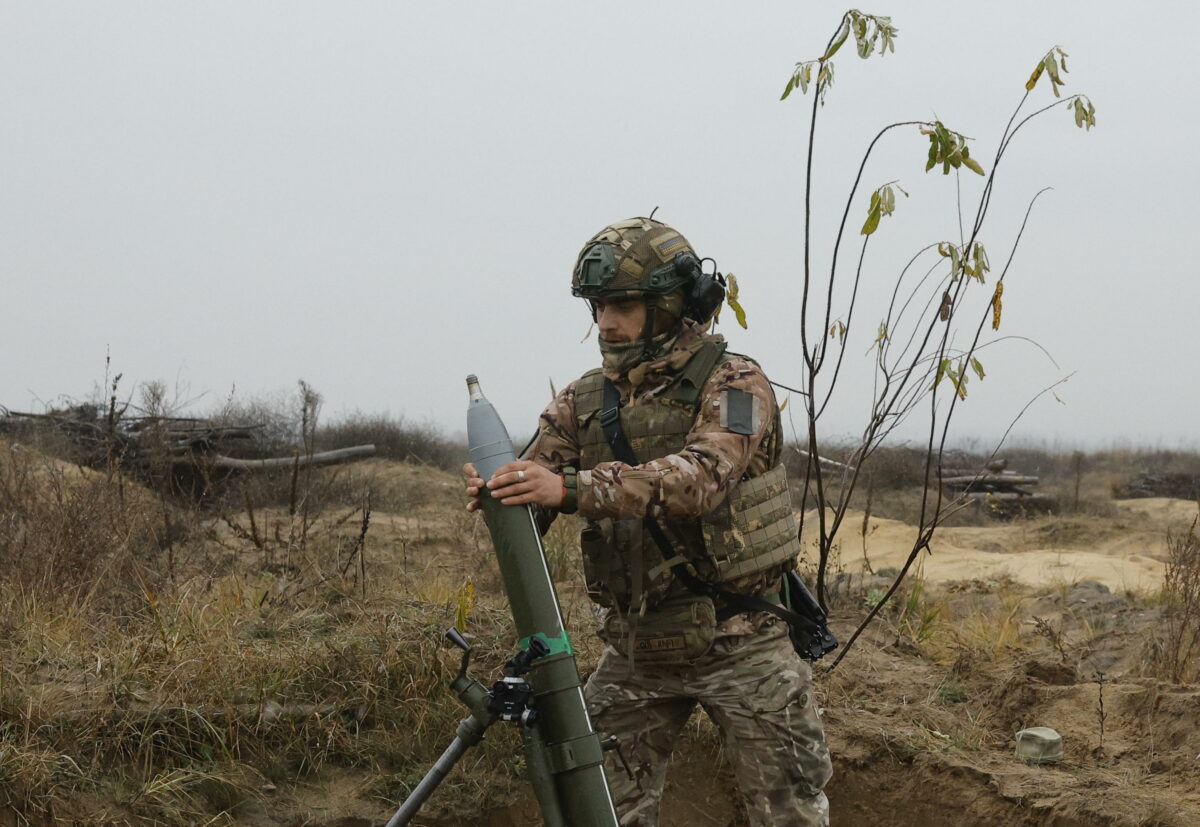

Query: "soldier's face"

xmin=594 ymin=298 xmax=647 ymax=343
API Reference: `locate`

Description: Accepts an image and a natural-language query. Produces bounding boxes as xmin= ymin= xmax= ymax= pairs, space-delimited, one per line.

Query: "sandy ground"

xmin=806 ymin=497 xmax=1198 ymax=593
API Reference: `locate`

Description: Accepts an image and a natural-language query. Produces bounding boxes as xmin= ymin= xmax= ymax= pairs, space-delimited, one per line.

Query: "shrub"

xmin=1149 ymin=513 xmax=1200 ymax=683
xmin=316 ymin=413 xmax=466 ymax=472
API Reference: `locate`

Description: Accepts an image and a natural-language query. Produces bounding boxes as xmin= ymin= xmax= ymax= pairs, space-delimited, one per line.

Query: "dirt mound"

xmin=1 ymin=439 xmax=161 ymax=511
xmin=818 ymin=612 xmax=1200 ymax=826
xmin=1113 ymin=497 xmax=1200 ymax=527
xmin=819 ymin=507 xmax=1173 ymax=592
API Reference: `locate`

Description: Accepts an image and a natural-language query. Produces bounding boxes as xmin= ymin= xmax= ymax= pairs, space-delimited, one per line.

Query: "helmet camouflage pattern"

xmin=572 ymin=217 xmax=697 ymax=301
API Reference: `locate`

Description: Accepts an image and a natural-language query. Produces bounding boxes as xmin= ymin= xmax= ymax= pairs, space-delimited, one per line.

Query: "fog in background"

xmin=2 ymin=1 xmax=1194 ymax=449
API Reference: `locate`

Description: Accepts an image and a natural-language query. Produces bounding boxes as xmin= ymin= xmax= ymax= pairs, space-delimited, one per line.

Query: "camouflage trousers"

xmin=584 ymin=619 xmax=832 ymax=826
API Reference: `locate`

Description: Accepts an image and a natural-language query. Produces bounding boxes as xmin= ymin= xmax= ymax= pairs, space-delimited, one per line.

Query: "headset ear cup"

xmin=686 ymin=272 xmax=726 ymax=324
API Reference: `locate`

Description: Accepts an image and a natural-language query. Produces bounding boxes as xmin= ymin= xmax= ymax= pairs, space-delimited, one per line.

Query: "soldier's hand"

xmin=487 ymin=460 xmax=565 ymax=508
xmin=463 ymin=462 xmax=487 ymax=512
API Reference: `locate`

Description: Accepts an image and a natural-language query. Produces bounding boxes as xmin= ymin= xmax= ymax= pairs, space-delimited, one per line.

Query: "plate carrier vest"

xmin=573 ymin=340 xmax=801 ymax=613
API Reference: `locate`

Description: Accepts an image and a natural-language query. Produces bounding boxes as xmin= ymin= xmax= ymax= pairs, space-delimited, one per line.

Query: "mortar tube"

xmin=466 ymin=375 xmax=618 ymax=827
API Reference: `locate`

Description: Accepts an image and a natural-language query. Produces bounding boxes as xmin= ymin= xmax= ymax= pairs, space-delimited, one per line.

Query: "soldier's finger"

xmin=498 ymin=492 xmax=535 ymax=505
xmin=486 ymin=470 xmax=523 ymax=490
xmin=490 ymin=483 xmax=524 ymax=499
xmin=497 ymin=460 xmax=536 ymax=481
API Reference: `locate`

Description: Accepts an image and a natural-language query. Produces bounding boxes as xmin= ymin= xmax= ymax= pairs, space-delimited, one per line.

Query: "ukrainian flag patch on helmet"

xmin=656 ymin=236 xmax=685 ymax=256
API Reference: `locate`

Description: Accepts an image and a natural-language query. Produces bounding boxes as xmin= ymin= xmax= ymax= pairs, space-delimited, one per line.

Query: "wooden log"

xmin=182 ymin=444 xmax=376 ymax=472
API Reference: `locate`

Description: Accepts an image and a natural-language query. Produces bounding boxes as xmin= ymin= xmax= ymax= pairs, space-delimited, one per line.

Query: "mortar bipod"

xmin=386 ymin=628 xmax=553 ymax=827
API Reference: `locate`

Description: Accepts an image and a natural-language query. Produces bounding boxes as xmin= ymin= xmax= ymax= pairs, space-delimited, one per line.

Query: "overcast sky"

xmin=2 ymin=1 xmax=1195 ymax=449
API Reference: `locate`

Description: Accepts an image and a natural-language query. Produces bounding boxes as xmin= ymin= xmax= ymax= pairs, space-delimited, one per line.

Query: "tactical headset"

xmin=674 ymin=253 xmax=728 ymax=325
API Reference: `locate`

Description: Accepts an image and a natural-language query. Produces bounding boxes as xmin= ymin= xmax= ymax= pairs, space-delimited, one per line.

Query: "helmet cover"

xmin=571 ymin=217 xmax=697 ymax=301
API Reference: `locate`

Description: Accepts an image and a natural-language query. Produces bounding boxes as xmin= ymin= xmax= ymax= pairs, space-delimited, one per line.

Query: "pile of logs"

xmin=941 ymin=459 xmax=1054 ymax=516
xmin=0 ymin=403 xmax=374 ymax=498
xmin=1116 ymin=473 xmax=1200 ymax=500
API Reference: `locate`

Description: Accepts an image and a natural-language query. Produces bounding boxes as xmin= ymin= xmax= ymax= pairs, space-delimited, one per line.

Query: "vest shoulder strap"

xmin=664 ymin=340 xmax=729 ymax=409
xmin=722 ymin=349 xmax=760 ymax=368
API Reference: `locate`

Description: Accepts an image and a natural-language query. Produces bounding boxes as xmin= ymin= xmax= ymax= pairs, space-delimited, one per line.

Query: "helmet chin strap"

xmin=639 ymin=295 xmax=685 ymax=362
xmin=640 ymin=297 xmax=659 ymax=361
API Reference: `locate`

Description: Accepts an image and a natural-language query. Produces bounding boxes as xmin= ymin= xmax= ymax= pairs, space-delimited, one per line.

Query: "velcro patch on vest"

xmin=720 ymin=388 xmax=758 ymax=435
xmin=633 ymin=634 xmax=688 ymax=653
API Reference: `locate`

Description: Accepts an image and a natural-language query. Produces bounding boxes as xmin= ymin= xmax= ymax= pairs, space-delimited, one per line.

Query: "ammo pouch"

xmin=601 ymin=594 xmax=716 ymax=665
xmin=701 ymin=463 xmax=802 ymax=583
xmin=580 ymin=518 xmax=679 ymax=611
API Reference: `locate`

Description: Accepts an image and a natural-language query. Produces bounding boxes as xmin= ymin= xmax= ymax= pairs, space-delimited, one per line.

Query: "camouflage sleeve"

xmin=520 ymin=380 xmax=582 ymax=473
xmin=577 ymin=358 xmax=778 ymax=521
xmin=519 ymin=381 xmax=582 ymax=534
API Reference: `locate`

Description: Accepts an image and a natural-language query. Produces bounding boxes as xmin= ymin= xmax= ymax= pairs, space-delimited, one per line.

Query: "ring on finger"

xmin=517 ymin=469 xmax=526 ymax=483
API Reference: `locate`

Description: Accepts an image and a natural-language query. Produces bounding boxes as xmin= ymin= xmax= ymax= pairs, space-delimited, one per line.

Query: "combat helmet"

xmin=572 ymin=217 xmax=697 ymax=302
xmin=572 ymin=217 xmax=726 ymax=330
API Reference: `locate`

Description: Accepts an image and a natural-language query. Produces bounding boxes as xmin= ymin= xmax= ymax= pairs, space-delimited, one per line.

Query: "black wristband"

xmin=560 ymin=466 xmax=578 ymax=514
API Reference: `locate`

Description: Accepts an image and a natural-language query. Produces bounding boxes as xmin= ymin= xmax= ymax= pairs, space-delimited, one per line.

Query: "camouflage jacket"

xmin=524 ymin=321 xmax=784 ymax=623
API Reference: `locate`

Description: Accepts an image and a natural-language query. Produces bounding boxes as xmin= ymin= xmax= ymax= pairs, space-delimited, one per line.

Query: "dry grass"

xmin=0 ymin=444 xmax=168 ymax=603
xmin=933 ymin=587 xmax=1029 ymax=665
xmin=1146 ymin=510 xmax=1200 ymax=683
xmin=0 ymin=586 xmax=522 ymax=821
xmin=0 ymin=434 xmax=522 ymax=824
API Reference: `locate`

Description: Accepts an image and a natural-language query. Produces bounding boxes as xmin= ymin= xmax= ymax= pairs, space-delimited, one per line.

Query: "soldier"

xmin=464 ymin=217 xmax=832 ymax=826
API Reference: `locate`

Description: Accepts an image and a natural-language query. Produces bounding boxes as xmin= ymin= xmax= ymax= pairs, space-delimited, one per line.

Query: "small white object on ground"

xmin=1015 ymin=726 xmax=1064 ymax=764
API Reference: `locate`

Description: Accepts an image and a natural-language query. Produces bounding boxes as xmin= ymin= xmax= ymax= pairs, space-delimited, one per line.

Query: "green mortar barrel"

xmin=467 ymin=375 xmax=618 ymax=827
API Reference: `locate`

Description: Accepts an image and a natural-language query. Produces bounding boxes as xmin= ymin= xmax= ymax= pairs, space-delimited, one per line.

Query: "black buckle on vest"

xmin=599 ymin=378 xmax=624 ymax=429
xmin=600 ymin=379 xmax=638 ymax=468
